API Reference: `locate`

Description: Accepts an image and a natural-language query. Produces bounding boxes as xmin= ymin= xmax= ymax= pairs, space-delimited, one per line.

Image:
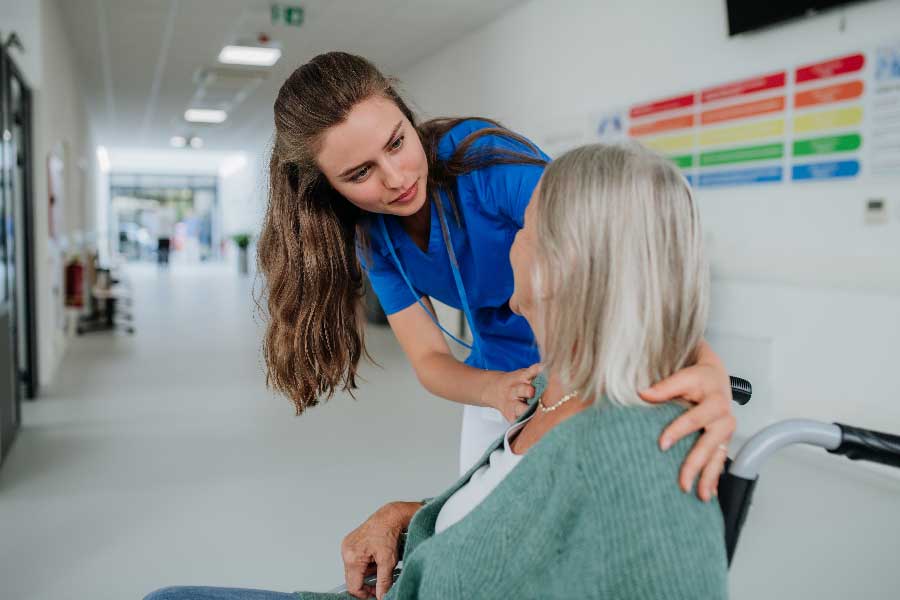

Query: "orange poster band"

xmin=701 ymin=96 xmax=785 ymax=125
xmin=795 ymin=80 xmax=864 ymax=108
xmin=629 ymin=114 xmax=695 ymax=137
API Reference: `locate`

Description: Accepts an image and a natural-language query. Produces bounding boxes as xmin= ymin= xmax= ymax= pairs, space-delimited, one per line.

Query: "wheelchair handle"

xmin=828 ymin=423 xmax=900 ymax=468
xmin=723 ymin=419 xmax=900 ymax=564
xmin=729 ymin=419 xmax=900 ymax=480
xmin=729 ymin=419 xmax=841 ymax=479
xmin=330 ymin=568 xmax=402 ymax=594
xmin=730 ymin=376 xmax=752 ymax=405
xmin=329 ymin=533 xmax=407 ymax=594
xmin=362 ymin=567 xmax=403 ymax=588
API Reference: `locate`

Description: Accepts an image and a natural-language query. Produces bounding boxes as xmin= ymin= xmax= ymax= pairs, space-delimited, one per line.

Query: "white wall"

xmin=399 ymin=0 xmax=900 ymax=429
xmin=1 ymin=0 xmax=98 ymax=388
xmin=399 ymin=1 xmax=900 ymax=597
xmin=218 ymin=151 xmax=267 ymax=238
xmin=217 ymin=149 xmax=267 ymax=271
xmin=0 ymin=0 xmax=42 ymax=88
xmin=35 ymin=0 xmax=97 ymax=388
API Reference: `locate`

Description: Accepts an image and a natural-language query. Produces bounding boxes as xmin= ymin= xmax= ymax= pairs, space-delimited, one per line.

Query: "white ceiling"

xmin=58 ymin=0 xmax=528 ymax=152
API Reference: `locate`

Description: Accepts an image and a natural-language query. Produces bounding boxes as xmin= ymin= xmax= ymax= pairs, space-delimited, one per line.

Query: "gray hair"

xmin=533 ymin=142 xmax=709 ymax=407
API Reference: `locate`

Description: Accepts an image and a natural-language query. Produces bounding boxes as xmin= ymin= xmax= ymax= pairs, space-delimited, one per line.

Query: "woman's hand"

xmin=480 ymin=363 xmax=543 ymax=422
xmin=341 ymin=501 xmax=422 ymax=600
xmin=639 ymin=341 xmax=736 ymax=502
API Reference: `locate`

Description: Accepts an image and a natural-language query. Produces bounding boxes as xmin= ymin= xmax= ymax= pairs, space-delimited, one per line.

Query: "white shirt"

xmin=435 ymin=411 xmax=534 ymax=534
xmin=459 ymin=405 xmax=511 ymax=475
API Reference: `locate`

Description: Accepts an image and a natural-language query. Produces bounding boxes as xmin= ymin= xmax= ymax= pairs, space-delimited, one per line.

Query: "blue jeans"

xmin=144 ymin=587 xmax=299 ymax=600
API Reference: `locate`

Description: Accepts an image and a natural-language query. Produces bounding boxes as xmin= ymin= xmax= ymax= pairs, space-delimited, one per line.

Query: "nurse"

xmin=257 ymin=51 xmax=736 ymax=498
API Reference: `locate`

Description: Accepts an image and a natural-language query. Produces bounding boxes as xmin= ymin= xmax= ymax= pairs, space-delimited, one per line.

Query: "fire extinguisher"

xmin=65 ymin=257 xmax=84 ymax=308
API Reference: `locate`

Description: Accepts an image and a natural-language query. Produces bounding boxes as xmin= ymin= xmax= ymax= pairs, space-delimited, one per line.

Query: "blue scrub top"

xmin=359 ymin=119 xmax=549 ymax=372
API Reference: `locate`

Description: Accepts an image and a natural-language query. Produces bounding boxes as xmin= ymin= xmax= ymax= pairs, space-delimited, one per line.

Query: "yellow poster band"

xmin=699 ymin=119 xmax=784 ymax=147
xmin=639 ymin=133 xmax=695 ymax=152
xmin=793 ymin=106 xmax=863 ymax=134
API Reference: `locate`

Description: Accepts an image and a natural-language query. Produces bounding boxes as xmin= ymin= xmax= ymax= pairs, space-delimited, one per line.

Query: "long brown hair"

xmin=257 ymin=51 xmax=546 ymax=415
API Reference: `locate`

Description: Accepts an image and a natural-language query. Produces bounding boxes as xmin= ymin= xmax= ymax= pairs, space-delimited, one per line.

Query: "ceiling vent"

xmin=191 ymin=66 xmax=268 ymax=114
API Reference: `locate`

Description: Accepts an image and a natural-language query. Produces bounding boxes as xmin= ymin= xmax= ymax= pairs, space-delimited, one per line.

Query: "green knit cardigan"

xmin=299 ymin=375 xmax=728 ymax=599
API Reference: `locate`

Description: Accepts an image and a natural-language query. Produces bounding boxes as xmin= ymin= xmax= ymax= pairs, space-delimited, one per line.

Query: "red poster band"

xmin=796 ymin=53 xmax=865 ymax=83
xmin=630 ymin=93 xmax=695 ymax=119
xmin=701 ymin=72 xmax=786 ymax=103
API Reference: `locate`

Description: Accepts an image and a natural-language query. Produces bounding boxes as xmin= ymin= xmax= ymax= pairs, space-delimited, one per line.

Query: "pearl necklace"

xmin=538 ymin=390 xmax=578 ymax=413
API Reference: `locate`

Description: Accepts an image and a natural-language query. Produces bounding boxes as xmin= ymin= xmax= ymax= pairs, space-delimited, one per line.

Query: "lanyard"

xmin=377 ymin=197 xmax=482 ymax=355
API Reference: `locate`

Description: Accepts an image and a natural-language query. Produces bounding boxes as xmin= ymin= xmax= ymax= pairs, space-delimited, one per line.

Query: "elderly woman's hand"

xmin=639 ymin=340 xmax=736 ymax=502
xmin=341 ymin=501 xmax=422 ymax=600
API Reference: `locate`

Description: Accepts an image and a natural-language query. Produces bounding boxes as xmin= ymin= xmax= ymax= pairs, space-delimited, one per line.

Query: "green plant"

xmin=232 ymin=233 xmax=252 ymax=249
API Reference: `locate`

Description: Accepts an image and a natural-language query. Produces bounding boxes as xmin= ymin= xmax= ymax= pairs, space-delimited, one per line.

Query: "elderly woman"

xmin=146 ymin=143 xmax=728 ymax=600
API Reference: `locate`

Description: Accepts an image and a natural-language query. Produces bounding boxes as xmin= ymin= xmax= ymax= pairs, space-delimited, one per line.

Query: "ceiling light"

xmin=218 ymin=44 xmax=281 ymax=67
xmin=170 ymin=136 xmax=187 ymax=148
xmin=185 ymin=109 xmax=227 ymax=124
xmin=189 ymin=136 xmax=204 ymax=149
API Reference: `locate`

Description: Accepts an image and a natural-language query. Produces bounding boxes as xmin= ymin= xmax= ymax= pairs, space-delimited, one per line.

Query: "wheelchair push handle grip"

xmin=730 ymin=376 xmax=752 ymax=405
xmin=829 ymin=423 xmax=900 ymax=469
xmin=363 ymin=567 xmax=402 ymax=588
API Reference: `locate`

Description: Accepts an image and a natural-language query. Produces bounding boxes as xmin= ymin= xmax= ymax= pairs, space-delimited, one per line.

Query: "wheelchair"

xmin=333 ymin=377 xmax=900 ymax=592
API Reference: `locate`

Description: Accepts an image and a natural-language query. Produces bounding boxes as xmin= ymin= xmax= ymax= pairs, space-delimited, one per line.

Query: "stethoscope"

xmin=377 ymin=192 xmax=483 ymax=360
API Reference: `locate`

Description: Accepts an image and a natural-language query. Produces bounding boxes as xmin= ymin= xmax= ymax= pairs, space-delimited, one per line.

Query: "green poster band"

xmin=793 ymin=133 xmax=861 ymax=157
xmin=700 ymin=143 xmax=784 ymax=167
xmin=669 ymin=154 xmax=694 ymax=168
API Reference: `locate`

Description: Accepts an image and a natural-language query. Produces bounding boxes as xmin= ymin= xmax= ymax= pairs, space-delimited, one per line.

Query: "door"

xmin=0 ymin=41 xmax=36 ymax=464
xmin=8 ymin=53 xmax=36 ymax=401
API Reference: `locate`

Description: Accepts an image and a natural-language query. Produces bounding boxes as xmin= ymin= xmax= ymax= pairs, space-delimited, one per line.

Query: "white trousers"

xmin=458 ymin=404 xmax=510 ymax=475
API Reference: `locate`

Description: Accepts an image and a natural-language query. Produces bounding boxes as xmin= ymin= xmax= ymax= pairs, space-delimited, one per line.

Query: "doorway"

xmin=109 ymin=173 xmax=220 ymax=264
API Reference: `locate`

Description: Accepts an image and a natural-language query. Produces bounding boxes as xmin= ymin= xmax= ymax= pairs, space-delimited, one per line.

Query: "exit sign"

xmin=271 ymin=4 xmax=304 ymax=27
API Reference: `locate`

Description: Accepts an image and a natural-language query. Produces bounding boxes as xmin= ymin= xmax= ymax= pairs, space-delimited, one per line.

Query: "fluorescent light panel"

xmin=218 ymin=45 xmax=281 ymax=67
xmin=185 ymin=109 xmax=227 ymax=124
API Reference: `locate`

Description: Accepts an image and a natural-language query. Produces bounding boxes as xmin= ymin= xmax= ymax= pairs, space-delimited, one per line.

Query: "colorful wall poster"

xmin=870 ymin=42 xmax=900 ymax=177
xmin=790 ymin=53 xmax=864 ymax=182
xmin=595 ymin=43 xmax=900 ymax=187
xmin=697 ymin=71 xmax=787 ymax=187
xmin=625 ymin=71 xmax=790 ymax=187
